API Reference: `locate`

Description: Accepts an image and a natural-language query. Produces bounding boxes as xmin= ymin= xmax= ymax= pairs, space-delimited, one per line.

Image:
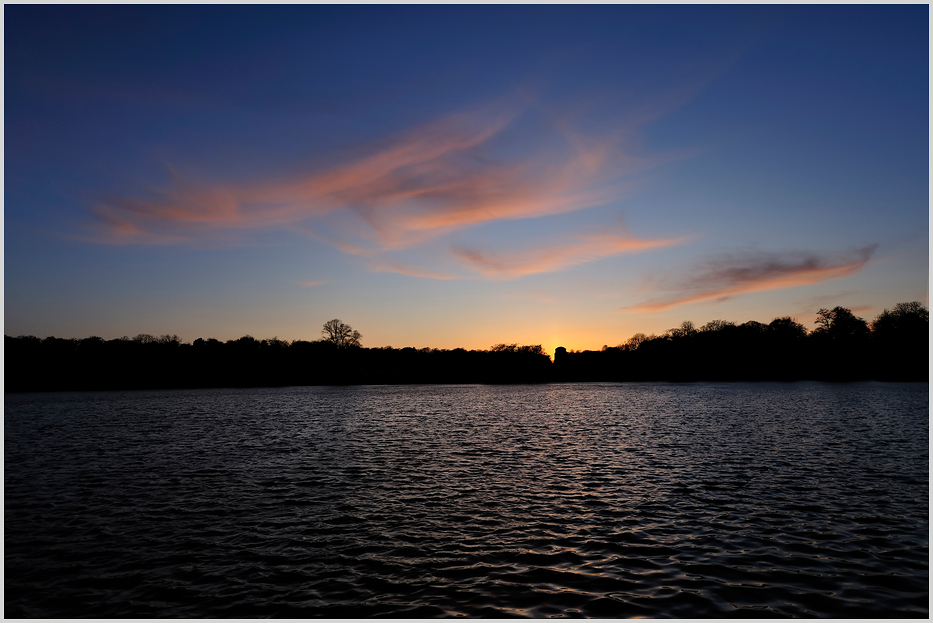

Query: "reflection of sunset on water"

xmin=8 ymin=383 xmax=925 ymax=617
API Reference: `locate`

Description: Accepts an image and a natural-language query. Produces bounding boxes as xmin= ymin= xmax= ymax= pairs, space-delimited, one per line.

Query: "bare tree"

xmin=700 ymin=319 xmax=735 ymax=333
xmin=623 ymin=332 xmax=650 ymax=351
xmin=666 ymin=320 xmax=696 ymax=339
xmin=321 ymin=319 xmax=362 ymax=348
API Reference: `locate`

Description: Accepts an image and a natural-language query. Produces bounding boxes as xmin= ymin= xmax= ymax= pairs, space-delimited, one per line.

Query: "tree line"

xmin=4 ymin=324 xmax=553 ymax=391
xmin=556 ymin=302 xmax=928 ymax=382
xmin=4 ymin=303 xmax=927 ymax=392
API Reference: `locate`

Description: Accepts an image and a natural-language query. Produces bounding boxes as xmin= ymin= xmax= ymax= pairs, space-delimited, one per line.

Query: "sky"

xmin=5 ymin=5 xmax=929 ymax=355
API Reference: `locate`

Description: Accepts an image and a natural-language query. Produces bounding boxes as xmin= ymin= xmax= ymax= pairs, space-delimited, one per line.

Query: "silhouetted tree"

xmin=321 ymin=319 xmax=362 ymax=348
xmin=809 ymin=306 xmax=871 ymax=380
xmin=623 ymin=332 xmax=651 ymax=350
xmin=813 ymin=307 xmax=869 ymax=340
xmin=700 ymin=319 xmax=735 ymax=333
xmin=871 ymin=301 xmax=929 ymax=381
xmin=872 ymin=301 xmax=929 ymax=339
xmin=739 ymin=320 xmax=768 ymax=335
xmin=667 ymin=320 xmax=697 ymax=339
xmin=263 ymin=336 xmax=289 ymax=350
xmin=768 ymin=317 xmax=807 ymax=340
xmin=5 ymin=300 xmax=928 ymax=391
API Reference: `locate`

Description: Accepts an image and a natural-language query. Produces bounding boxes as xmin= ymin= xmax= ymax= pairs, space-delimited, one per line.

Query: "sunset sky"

xmin=5 ymin=5 xmax=928 ymax=355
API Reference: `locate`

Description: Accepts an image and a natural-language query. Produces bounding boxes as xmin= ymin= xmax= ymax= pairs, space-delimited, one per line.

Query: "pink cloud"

xmin=452 ymin=227 xmax=687 ymax=279
xmin=624 ymin=246 xmax=877 ymax=312
xmin=365 ymin=258 xmax=460 ymax=281
xmin=84 ymin=103 xmax=527 ymax=246
xmin=82 ymin=92 xmax=697 ymax=278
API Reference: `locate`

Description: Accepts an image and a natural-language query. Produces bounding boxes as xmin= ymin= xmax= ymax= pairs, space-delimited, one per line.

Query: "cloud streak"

xmin=82 ymin=103 xmax=522 ymax=245
xmin=625 ymin=246 xmax=877 ymax=311
xmin=452 ymin=227 xmax=687 ymax=279
xmin=81 ymin=93 xmax=690 ymax=276
xmin=84 ymin=99 xmax=620 ymax=246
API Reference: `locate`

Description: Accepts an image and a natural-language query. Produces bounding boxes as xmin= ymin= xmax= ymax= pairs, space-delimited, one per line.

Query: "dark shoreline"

xmin=6 ymin=303 xmax=927 ymax=392
xmin=5 ymin=336 xmax=927 ymax=393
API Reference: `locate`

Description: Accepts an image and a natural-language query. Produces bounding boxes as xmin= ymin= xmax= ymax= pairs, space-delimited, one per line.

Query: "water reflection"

xmin=5 ymin=382 xmax=928 ymax=617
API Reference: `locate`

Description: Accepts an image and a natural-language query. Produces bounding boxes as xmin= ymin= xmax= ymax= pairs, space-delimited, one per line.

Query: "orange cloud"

xmin=625 ymin=246 xmax=877 ymax=312
xmin=83 ymin=102 xmax=527 ymax=246
xmin=365 ymin=258 xmax=460 ymax=281
xmin=82 ymin=92 xmax=696 ymax=278
xmin=452 ymin=227 xmax=687 ymax=279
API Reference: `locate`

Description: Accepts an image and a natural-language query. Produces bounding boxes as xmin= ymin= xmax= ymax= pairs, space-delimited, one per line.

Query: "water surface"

xmin=5 ymin=382 xmax=928 ymax=617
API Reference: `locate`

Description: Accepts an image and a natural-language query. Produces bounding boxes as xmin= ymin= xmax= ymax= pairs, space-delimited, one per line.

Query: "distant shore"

xmin=5 ymin=303 xmax=927 ymax=392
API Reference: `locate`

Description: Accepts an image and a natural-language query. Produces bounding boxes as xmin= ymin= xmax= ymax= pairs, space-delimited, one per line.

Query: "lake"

xmin=5 ymin=382 xmax=928 ymax=617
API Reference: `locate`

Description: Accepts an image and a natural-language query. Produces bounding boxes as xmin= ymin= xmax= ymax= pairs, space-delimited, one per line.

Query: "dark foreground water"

xmin=5 ymin=382 xmax=928 ymax=618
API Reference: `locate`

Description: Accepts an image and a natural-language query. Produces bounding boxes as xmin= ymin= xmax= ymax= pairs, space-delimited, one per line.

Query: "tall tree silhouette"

xmin=321 ymin=319 xmax=362 ymax=348
xmin=871 ymin=301 xmax=928 ymax=381
xmin=872 ymin=301 xmax=928 ymax=340
xmin=810 ymin=306 xmax=871 ymax=380
xmin=813 ymin=307 xmax=870 ymax=342
xmin=5 ymin=300 xmax=928 ymax=391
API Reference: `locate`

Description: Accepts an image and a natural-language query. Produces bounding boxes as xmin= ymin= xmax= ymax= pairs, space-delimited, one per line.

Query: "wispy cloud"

xmin=452 ymin=226 xmax=687 ymax=279
xmin=365 ymin=257 xmax=460 ymax=281
xmin=82 ymin=102 xmax=523 ymax=246
xmin=295 ymin=280 xmax=327 ymax=287
xmin=81 ymin=91 xmax=695 ymax=278
xmin=624 ymin=246 xmax=877 ymax=312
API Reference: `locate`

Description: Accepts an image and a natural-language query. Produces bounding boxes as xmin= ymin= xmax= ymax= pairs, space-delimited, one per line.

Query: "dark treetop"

xmin=5 ymin=303 xmax=927 ymax=392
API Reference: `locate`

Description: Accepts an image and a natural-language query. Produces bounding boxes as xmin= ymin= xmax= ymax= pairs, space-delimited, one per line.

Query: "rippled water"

xmin=5 ymin=382 xmax=928 ymax=617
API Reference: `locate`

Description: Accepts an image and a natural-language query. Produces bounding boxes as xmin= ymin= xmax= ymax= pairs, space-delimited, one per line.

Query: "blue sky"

xmin=5 ymin=5 xmax=928 ymax=353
